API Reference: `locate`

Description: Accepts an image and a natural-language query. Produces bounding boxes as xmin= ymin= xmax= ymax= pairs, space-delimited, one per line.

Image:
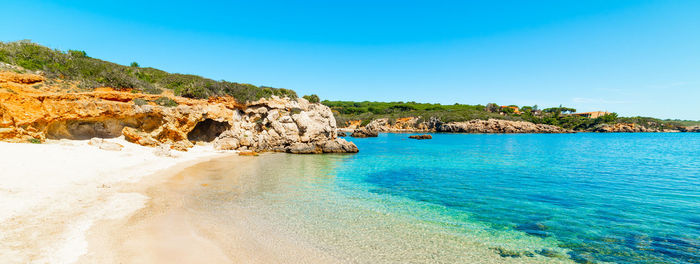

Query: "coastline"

xmin=0 ymin=138 xmax=230 ymax=263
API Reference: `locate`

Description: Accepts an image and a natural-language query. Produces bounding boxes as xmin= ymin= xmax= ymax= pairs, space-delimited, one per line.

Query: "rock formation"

xmin=589 ymin=123 xmax=660 ymax=133
xmin=437 ymin=119 xmax=569 ymax=133
xmin=682 ymin=126 xmax=700 ymax=132
xmin=360 ymin=117 xmax=571 ymax=134
xmin=408 ymin=134 xmax=432 ymax=140
xmin=351 ymin=127 xmax=379 ymax=138
xmin=0 ymin=71 xmax=358 ymax=154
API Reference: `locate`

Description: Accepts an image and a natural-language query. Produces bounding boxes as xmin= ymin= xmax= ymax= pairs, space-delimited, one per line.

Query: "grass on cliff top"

xmin=0 ymin=40 xmax=297 ymax=102
xmin=323 ymin=101 xmax=691 ymax=131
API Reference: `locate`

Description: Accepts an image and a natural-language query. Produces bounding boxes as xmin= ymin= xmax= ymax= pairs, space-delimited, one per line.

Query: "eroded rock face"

xmin=212 ymin=97 xmax=358 ymax=153
xmin=0 ymin=71 xmax=358 ymax=153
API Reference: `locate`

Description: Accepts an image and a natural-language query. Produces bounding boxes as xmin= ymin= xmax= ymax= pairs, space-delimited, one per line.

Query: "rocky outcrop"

xmin=365 ymin=117 xmax=423 ymax=132
xmin=589 ymin=123 xmax=660 ymax=133
xmin=0 ymin=71 xmax=358 ymax=154
xmin=359 ymin=117 xmax=570 ymax=134
xmin=437 ymin=119 xmax=569 ymax=133
xmin=680 ymin=126 xmax=700 ymax=132
xmin=408 ymin=134 xmax=432 ymax=140
xmin=351 ymin=127 xmax=379 ymax=138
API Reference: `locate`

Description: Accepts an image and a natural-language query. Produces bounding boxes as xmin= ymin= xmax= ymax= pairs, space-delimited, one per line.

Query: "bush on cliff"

xmin=154 ymin=97 xmax=178 ymax=107
xmin=303 ymin=94 xmax=320 ymax=103
xmin=0 ymin=40 xmax=297 ymax=102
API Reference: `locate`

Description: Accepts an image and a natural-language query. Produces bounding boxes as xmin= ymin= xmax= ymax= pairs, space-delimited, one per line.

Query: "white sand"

xmin=0 ymin=138 xmax=227 ymax=264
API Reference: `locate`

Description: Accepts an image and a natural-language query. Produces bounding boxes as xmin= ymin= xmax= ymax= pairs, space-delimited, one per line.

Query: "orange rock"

xmin=0 ymin=70 xmax=246 ymax=147
xmin=238 ymin=151 xmax=259 ymax=156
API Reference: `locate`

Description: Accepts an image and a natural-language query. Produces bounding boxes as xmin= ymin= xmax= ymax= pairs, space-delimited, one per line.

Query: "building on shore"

xmin=569 ymin=111 xmax=610 ymax=118
xmin=500 ymin=105 xmax=521 ymax=114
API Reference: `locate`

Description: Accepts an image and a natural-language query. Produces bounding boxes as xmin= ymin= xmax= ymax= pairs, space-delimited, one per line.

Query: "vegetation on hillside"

xmin=0 ymin=40 xmax=297 ymax=102
xmin=323 ymin=101 xmax=691 ymax=131
xmin=324 ymin=101 xmax=520 ymax=127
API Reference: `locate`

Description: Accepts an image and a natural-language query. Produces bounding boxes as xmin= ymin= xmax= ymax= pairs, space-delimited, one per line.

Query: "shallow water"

xmin=172 ymin=133 xmax=699 ymax=263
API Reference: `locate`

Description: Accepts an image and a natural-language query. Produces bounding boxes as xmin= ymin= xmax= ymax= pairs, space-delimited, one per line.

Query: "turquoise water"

xmin=185 ymin=133 xmax=699 ymax=263
xmin=344 ymin=133 xmax=700 ymax=263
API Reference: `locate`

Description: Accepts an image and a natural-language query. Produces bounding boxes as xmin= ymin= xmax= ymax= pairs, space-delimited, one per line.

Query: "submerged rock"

xmin=408 ymin=134 xmax=432 ymax=140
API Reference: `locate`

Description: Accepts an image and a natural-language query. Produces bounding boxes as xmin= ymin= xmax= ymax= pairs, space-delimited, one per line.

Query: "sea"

xmin=170 ymin=133 xmax=699 ymax=263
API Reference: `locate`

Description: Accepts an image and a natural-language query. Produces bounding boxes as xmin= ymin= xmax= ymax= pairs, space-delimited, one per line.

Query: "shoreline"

xmin=0 ymin=138 xmax=231 ymax=263
xmin=79 ymin=153 xmax=341 ymax=264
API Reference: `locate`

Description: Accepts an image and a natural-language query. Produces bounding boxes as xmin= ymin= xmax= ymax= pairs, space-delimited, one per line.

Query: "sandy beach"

xmin=0 ymin=138 xmax=227 ymax=263
xmin=78 ymin=155 xmax=340 ymax=264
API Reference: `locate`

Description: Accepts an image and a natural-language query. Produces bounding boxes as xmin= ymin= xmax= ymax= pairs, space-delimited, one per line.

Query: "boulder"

xmin=88 ymin=138 xmax=124 ymax=151
xmin=213 ymin=138 xmax=239 ymax=150
xmin=288 ymin=142 xmax=321 ymax=154
xmin=122 ymin=127 xmax=159 ymax=147
xmin=351 ymin=127 xmax=378 ymax=138
xmin=319 ymin=138 xmax=359 ymax=153
xmin=408 ymin=134 xmax=432 ymax=140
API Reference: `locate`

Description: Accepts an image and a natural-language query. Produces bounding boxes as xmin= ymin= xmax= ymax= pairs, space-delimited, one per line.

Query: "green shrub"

xmin=133 ymin=98 xmax=148 ymax=106
xmin=68 ymin=50 xmax=87 ymax=58
xmin=0 ymin=41 xmax=297 ymax=102
xmin=28 ymin=138 xmax=41 ymax=144
xmin=154 ymin=97 xmax=178 ymax=107
xmin=303 ymin=94 xmax=320 ymax=103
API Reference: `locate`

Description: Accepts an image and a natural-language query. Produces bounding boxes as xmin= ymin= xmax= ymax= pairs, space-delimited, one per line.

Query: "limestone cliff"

xmin=0 ymin=71 xmax=357 ymax=153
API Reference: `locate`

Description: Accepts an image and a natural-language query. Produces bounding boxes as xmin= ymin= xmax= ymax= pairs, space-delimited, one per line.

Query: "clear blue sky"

xmin=2 ymin=0 xmax=699 ymax=120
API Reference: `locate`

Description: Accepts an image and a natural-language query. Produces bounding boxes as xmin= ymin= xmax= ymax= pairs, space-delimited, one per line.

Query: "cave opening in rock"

xmin=45 ymin=116 xmax=163 ymax=140
xmin=187 ymin=119 xmax=231 ymax=142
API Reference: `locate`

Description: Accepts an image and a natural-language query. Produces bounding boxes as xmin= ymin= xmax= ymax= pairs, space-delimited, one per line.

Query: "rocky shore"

xmin=0 ymin=71 xmax=357 ymax=154
xmin=344 ymin=116 xmax=699 ymax=135
xmin=347 ymin=117 xmax=571 ymax=135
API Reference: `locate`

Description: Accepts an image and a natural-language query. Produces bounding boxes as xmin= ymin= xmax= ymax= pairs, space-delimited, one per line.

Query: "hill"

xmin=0 ymin=40 xmax=297 ymax=102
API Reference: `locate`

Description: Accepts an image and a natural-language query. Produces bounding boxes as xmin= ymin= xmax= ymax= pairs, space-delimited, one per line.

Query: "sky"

xmin=1 ymin=0 xmax=699 ymax=120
